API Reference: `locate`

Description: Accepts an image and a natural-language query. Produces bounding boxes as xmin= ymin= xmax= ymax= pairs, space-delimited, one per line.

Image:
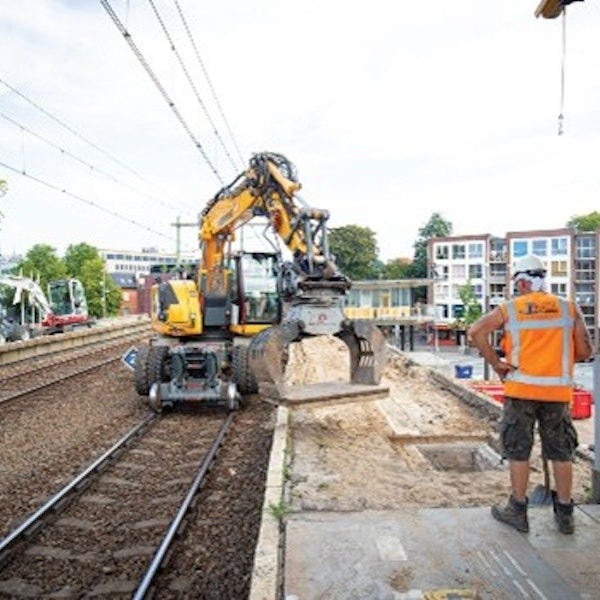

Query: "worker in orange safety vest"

xmin=469 ymin=254 xmax=593 ymax=534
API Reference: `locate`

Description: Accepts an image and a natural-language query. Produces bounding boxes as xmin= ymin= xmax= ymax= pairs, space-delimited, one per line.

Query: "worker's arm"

xmin=468 ymin=307 xmax=515 ymax=380
xmin=573 ymin=304 xmax=594 ymax=362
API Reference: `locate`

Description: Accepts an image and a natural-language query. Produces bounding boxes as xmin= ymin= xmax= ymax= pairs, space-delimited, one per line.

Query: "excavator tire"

xmin=232 ymin=345 xmax=258 ymax=395
xmin=148 ymin=345 xmax=170 ymax=385
xmin=134 ymin=346 xmax=151 ymax=396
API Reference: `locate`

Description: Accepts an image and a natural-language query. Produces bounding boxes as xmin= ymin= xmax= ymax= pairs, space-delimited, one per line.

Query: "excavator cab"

xmin=229 ymin=251 xmax=282 ymax=335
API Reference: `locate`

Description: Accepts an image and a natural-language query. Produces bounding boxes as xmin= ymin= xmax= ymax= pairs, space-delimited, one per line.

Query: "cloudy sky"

xmin=1 ymin=1 xmax=599 ymax=262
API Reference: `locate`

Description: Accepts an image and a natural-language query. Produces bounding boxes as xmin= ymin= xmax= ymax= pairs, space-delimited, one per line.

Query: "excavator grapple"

xmin=248 ymin=317 xmax=386 ymax=399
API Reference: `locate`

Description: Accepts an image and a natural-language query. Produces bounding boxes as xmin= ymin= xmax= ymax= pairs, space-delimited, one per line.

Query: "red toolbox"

xmin=470 ymin=383 xmax=591 ymax=419
xmin=571 ymin=389 xmax=592 ymax=420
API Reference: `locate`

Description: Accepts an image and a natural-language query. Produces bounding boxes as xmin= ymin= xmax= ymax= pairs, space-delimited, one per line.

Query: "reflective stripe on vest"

xmin=504 ymin=297 xmax=574 ymax=387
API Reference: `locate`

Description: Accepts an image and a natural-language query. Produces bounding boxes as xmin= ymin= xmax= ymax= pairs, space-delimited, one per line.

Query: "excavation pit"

xmin=417 ymin=442 xmax=504 ymax=473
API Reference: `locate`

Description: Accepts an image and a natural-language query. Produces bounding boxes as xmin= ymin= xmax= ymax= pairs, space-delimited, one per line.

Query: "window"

xmin=468 ymin=264 xmax=483 ymax=279
xmin=550 ymin=283 xmax=567 ymax=297
xmin=468 ymin=243 xmax=483 ymax=259
xmin=452 ymin=244 xmax=465 ymax=259
xmin=512 ymin=241 xmax=528 ymax=257
xmin=531 ymin=239 xmax=547 ymax=256
xmin=575 ymin=259 xmax=595 ymax=281
xmin=550 ymin=260 xmax=567 ymax=277
xmin=451 ymin=264 xmax=466 ymax=279
xmin=452 ymin=304 xmax=464 ymax=319
xmin=434 ymin=283 xmax=449 ymax=300
xmin=551 ymin=237 xmax=568 ymax=256
xmin=576 ymin=236 xmax=595 ymax=259
xmin=435 ymin=245 xmax=449 ymax=260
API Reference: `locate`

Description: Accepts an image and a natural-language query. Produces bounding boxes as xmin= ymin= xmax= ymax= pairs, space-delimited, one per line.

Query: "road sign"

xmin=122 ymin=346 xmax=138 ymax=371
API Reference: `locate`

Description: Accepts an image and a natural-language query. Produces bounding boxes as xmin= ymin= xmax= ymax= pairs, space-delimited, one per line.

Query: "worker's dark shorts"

xmin=499 ymin=397 xmax=578 ymax=461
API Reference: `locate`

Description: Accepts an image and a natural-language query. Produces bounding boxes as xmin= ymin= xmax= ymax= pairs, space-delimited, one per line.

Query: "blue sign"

xmin=122 ymin=346 xmax=138 ymax=371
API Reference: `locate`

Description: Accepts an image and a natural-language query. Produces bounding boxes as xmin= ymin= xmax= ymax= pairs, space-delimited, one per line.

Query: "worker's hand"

xmin=493 ymin=361 xmax=516 ymax=382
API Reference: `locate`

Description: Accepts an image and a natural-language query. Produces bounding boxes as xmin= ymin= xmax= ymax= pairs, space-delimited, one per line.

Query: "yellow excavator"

xmin=134 ymin=152 xmax=386 ymax=411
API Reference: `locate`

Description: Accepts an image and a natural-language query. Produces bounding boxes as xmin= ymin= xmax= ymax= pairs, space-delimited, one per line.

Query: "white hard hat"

xmin=512 ymin=255 xmax=546 ymax=279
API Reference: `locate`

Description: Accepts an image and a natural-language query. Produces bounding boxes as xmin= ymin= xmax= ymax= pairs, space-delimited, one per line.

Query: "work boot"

xmin=552 ymin=491 xmax=575 ymax=534
xmin=491 ymin=495 xmax=529 ymax=533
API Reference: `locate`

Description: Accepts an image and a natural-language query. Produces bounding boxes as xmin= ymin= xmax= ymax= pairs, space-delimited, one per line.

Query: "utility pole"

xmin=170 ymin=216 xmax=199 ymax=264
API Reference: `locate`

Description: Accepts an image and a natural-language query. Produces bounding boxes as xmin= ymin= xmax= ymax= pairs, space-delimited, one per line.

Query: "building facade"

xmin=98 ymin=247 xmax=197 ymax=279
xmin=427 ymin=228 xmax=598 ymax=341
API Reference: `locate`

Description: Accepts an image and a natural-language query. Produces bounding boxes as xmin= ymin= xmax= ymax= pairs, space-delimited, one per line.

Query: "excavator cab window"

xmin=237 ymin=252 xmax=281 ymax=325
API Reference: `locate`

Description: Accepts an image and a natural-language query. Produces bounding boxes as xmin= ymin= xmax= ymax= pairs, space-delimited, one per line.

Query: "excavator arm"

xmin=200 ymin=152 xmax=385 ymax=399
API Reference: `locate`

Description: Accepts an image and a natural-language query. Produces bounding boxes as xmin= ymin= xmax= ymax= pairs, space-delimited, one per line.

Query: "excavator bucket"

xmin=248 ymin=318 xmax=387 ymax=400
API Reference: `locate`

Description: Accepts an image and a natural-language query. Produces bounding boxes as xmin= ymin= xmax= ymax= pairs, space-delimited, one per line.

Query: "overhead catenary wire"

xmin=172 ymin=0 xmax=245 ymax=167
xmin=1 ymin=112 xmax=192 ymax=214
xmin=0 ymin=77 xmax=185 ymax=207
xmin=147 ymin=0 xmax=240 ymax=173
xmin=100 ymin=0 xmax=225 ymax=186
xmin=0 ymin=159 xmax=175 ymax=242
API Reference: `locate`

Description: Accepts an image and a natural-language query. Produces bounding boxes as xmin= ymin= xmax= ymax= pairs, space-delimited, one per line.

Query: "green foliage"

xmin=64 ymin=243 xmax=101 ymax=276
xmin=329 ymin=224 xmax=380 ymax=280
xmin=455 ymin=280 xmax=482 ymax=327
xmin=567 ymin=211 xmax=600 ymax=232
xmin=380 ymin=258 xmax=412 ymax=279
xmin=16 ymin=244 xmax=68 ymax=291
xmin=77 ymin=256 xmax=122 ymax=318
xmin=268 ymin=500 xmax=290 ymax=521
xmin=14 ymin=242 xmax=121 ymax=319
xmin=409 ymin=212 xmax=453 ymax=279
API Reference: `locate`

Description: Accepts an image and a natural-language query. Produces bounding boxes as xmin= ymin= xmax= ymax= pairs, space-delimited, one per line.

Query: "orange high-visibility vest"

xmin=499 ymin=291 xmax=575 ymax=402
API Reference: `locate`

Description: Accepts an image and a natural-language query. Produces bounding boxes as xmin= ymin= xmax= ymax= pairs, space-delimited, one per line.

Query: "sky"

xmin=1 ymin=1 xmax=599 ymax=263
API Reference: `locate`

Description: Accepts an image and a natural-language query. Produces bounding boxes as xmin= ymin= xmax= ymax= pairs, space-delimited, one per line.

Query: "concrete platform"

xmin=248 ymin=346 xmax=600 ymax=600
xmin=284 ymin=505 xmax=600 ymax=600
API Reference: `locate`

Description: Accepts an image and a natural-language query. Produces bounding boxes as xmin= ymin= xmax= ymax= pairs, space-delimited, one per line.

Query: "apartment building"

xmin=427 ymin=228 xmax=598 ymax=341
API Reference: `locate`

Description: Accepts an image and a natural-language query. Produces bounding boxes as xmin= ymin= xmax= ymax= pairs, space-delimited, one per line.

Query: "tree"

xmin=64 ymin=242 xmax=100 ymax=276
xmin=16 ymin=244 xmax=68 ymax=291
xmin=456 ymin=280 xmax=482 ymax=328
xmin=380 ymin=258 xmax=412 ymax=279
xmin=408 ymin=212 xmax=453 ymax=278
xmin=329 ymin=225 xmax=380 ymax=280
xmin=567 ymin=211 xmax=600 ymax=232
xmin=78 ymin=256 xmax=122 ymax=318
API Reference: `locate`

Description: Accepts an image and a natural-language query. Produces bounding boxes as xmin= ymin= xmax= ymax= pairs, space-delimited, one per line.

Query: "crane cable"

xmin=100 ymin=0 xmax=224 ymax=185
xmin=558 ymin=8 xmax=567 ymax=135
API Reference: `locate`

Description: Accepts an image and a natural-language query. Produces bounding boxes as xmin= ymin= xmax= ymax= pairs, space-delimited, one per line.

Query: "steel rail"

xmin=133 ymin=412 xmax=235 ymax=599
xmin=0 ymin=414 xmax=156 ymax=563
xmin=0 ymin=356 xmax=120 ymax=405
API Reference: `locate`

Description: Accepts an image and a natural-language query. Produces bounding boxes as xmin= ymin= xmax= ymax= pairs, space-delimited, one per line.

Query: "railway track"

xmin=0 ymin=331 xmax=152 ymax=405
xmin=0 ymin=411 xmax=235 ymax=597
xmin=0 ymin=315 xmax=277 ymax=598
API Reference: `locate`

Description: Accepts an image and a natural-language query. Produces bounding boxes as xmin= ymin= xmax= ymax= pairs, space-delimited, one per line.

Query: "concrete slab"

xmin=285 ymin=506 xmax=599 ymax=600
xmin=277 ymin=382 xmax=389 ymax=408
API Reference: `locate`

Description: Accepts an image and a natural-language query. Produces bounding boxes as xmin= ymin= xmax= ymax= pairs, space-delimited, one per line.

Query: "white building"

xmin=427 ymin=228 xmax=598 ymax=341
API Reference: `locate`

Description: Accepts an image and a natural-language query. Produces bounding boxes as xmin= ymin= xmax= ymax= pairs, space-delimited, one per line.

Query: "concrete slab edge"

xmin=248 ymin=405 xmax=289 ymax=600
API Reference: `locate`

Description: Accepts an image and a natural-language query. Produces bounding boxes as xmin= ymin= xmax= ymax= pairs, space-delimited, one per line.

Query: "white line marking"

xmin=503 ymin=550 xmax=527 ymax=576
xmin=512 ymin=580 xmax=531 ymax=598
xmin=527 ymin=578 xmax=550 ymax=600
